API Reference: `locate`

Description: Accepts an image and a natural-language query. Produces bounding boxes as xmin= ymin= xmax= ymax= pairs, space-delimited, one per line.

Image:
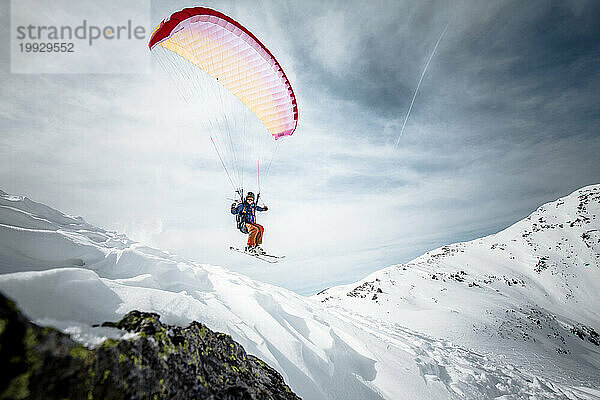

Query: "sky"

xmin=1 ymin=0 xmax=599 ymax=295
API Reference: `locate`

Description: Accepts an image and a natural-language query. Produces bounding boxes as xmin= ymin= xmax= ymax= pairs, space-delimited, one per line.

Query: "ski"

xmin=229 ymin=246 xmax=285 ymax=263
xmin=258 ymin=252 xmax=286 ymax=260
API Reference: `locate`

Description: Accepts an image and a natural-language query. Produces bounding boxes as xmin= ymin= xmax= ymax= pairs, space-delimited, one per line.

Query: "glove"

xmin=263 ymin=205 xmax=268 ymax=211
xmin=231 ymin=202 xmax=237 ymax=209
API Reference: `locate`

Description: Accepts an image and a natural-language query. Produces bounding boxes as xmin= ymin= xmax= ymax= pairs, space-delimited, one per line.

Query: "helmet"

xmin=246 ymin=192 xmax=255 ymax=200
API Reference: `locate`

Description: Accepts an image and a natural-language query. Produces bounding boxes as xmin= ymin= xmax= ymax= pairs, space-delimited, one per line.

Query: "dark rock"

xmin=534 ymin=256 xmax=549 ymax=274
xmin=0 ymin=291 xmax=301 ymax=400
xmin=346 ymin=280 xmax=378 ymax=298
xmin=570 ymin=324 xmax=600 ymax=347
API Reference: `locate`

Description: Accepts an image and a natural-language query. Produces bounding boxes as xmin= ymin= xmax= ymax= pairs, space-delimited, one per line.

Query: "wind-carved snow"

xmin=0 ymin=187 xmax=599 ymax=399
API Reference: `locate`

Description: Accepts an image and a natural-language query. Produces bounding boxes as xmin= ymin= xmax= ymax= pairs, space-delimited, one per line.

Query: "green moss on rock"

xmin=0 ymin=291 xmax=301 ymax=400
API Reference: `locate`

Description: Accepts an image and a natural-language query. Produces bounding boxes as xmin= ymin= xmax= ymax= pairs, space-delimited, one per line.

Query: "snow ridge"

xmin=316 ymin=184 xmax=600 ymax=388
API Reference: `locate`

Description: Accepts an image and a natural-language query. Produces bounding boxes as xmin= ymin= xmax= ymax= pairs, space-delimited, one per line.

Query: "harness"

xmin=236 ymin=208 xmax=249 ymax=234
xmin=234 ymin=190 xmax=260 ymax=235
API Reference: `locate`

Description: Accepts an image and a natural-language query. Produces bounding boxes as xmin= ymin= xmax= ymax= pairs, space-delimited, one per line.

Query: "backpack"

xmin=236 ymin=208 xmax=249 ymax=234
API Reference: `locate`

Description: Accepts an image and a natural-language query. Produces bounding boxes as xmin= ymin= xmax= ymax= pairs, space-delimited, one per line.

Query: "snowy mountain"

xmin=1 ymin=186 xmax=599 ymax=399
xmin=315 ymin=184 xmax=600 ymax=387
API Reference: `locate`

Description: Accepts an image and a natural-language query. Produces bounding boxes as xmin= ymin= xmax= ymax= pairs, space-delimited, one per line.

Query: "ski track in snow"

xmin=331 ymin=308 xmax=598 ymax=400
xmin=0 ymin=187 xmax=599 ymax=399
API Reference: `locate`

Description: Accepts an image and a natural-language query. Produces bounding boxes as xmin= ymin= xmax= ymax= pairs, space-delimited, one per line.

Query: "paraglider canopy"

xmin=149 ymin=7 xmax=298 ymax=140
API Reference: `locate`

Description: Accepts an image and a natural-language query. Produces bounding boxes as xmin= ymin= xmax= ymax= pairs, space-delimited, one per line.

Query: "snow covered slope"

xmin=1 ymin=187 xmax=599 ymax=399
xmin=316 ymin=184 xmax=600 ymax=387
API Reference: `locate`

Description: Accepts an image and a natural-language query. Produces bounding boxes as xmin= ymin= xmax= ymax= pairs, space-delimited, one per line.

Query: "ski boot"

xmin=255 ymin=245 xmax=266 ymax=255
xmin=245 ymin=245 xmax=257 ymax=254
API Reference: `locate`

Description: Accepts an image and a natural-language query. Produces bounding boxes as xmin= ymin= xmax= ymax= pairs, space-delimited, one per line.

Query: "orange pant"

xmin=246 ymin=223 xmax=264 ymax=246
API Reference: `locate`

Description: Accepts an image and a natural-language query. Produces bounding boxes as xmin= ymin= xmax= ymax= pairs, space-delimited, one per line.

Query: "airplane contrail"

xmin=394 ymin=23 xmax=449 ymax=148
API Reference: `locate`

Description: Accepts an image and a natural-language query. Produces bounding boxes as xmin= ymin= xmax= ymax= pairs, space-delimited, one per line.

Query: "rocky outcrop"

xmin=0 ymin=291 xmax=301 ymax=400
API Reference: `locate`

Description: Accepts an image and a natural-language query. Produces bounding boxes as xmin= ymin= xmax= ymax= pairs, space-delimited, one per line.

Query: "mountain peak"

xmin=315 ymin=184 xmax=600 ymax=385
